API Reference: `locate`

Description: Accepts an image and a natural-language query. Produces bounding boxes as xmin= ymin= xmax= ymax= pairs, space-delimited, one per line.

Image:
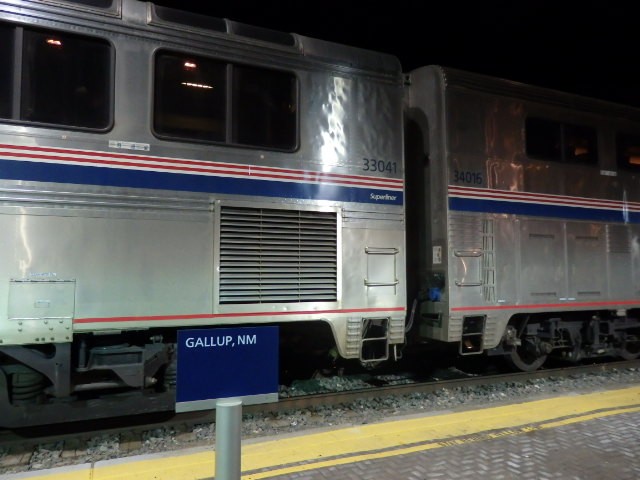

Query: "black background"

xmin=152 ymin=1 xmax=639 ymax=108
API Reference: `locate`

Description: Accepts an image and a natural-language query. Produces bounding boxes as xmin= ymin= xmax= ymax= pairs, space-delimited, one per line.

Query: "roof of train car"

xmin=6 ymin=0 xmax=638 ymax=120
xmin=0 ymin=0 xmax=402 ymax=78
xmin=414 ymin=65 xmax=640 ymax=123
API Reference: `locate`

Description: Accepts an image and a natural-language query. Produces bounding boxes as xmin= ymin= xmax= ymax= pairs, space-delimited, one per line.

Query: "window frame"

xmin=0 ymin=21 xmax=114 ymax=132
xmin=616 ymin=132 xmax=640 ymax=172
xmin=152 ymin=48 xmax=299 ymax=152
xmin=525 ymin=116 xmax=598 ymax=166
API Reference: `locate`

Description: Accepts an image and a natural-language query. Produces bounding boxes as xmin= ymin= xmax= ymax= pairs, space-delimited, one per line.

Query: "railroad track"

xmin=270 ymin=358 xmax=640 ymax=411
xmin=2 ymin=359 xmax=639 ymax=472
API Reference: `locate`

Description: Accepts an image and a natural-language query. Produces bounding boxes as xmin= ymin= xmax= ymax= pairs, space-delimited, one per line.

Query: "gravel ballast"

xmin=1 ymin=366 xmax=639 ymax=475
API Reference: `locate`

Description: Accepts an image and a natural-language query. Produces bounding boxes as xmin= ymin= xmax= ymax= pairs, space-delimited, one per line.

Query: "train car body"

xmin=1 ymin=0 xmax=639 ymax=430
xmin=0 ymin=0 xmax=406 ymax=426
xmin=405 ymin=66 xmax=640 ymax=370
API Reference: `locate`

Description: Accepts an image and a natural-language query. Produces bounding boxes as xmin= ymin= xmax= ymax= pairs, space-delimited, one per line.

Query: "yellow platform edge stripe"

xmin=6 ymin=385 xmax=640 ymax=480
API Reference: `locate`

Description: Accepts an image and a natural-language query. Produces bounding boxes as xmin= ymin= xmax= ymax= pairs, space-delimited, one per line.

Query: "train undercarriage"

xmin=498 ymin=310 xmax=640 ymax=371
xmin=1 ymin=311 xmax=640 ymax=428
xmin=0 ymin=322 xmax=341 ymax=428
xmin=0 ymin=332 xmax=177 ymax=428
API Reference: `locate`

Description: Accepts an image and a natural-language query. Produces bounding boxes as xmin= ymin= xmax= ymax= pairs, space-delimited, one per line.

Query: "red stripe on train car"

xmin=74 ymin=307 xmax=407 ymax=324
xmin=452 ymin=300 xmax=640 ymax=312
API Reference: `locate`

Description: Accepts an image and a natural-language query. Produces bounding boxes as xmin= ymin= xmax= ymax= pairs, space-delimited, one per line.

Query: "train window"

xmin=616 ymin=133 xmax=640 ymax=171
xmin=152 ymin=5 xmax=227 ymax=33
xmin=154 ymin=52 xmax=226 ymax=142
xmin=526 ymin=117 xmax=561 ymax=161
xmin=563 ymin=123 xmax=597 ymax=164
xmin=230 ymin=22 xmax=297 ymax=47
xmin=20 ymin=28 xmax=111 ymax=129
xmin=154 ymin=50 xmax=298 ymax=150
xmin=526 ymin=117 xmax=597 ymax=165
xmin=60 ymin=0 xmax=114 ymax=7
xmin=0 ymin=24 xmax=13 ymax=118
xmin=232 ymin=65 xmax=297 ymax=150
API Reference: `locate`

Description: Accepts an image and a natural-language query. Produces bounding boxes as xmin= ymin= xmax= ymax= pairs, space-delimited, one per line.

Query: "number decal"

xmin=453 ymin=170 xmax=483 ymax=185
xmin=363 ymin=158 xmax=397 ymax=174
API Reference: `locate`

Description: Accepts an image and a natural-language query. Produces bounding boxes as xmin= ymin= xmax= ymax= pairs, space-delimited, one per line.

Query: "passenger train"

xmin=0 ymin=0 xmax=638 ymax=427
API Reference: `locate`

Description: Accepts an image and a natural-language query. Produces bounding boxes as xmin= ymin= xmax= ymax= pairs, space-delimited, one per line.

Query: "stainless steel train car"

xmin=0 ymin=0 xmax=406 ymax=427
xmin=405 ymin=66 xmax=640 ymax=371
xmin=1 ymin=0 xmax=639 ymax=429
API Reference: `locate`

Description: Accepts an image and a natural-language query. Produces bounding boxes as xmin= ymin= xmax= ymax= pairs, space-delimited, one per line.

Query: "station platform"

xmin=6 ymin=384 xmax=640 ymax=480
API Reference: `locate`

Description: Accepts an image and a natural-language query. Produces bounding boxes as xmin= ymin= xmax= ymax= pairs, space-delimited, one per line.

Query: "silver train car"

xmin=0 ymin=0 xmax=406 ymax=426
xmin=1 ymin=0 xmax=639 ymax=428
xmin=405 ymin=66 xmax=640 ymax=371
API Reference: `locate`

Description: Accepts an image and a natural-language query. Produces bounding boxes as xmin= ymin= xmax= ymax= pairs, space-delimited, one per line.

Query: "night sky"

xmin=152 ymin=1 xmax=639 ymax=108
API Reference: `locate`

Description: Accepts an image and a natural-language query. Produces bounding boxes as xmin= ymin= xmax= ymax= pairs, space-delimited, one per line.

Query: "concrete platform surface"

xmin=4 ymin=385 xmax=640 ymax=479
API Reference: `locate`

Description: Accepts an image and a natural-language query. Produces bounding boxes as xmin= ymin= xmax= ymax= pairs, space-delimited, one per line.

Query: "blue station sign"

xmin=176 ymin=326 xmax=279 ymax=412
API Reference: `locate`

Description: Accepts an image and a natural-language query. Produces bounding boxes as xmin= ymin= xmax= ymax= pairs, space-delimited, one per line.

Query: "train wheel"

xmin=505 ymin=344 xmax=547 ymax=372
xmin=617 ymin=335 xmax=640 ymax=360
xmin=503 ymin=319 xmax=548 ymax=372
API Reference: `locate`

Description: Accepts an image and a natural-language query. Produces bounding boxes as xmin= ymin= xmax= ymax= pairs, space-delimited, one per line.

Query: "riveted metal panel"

xmin=5 ymin=279 xmax=75 ymax=345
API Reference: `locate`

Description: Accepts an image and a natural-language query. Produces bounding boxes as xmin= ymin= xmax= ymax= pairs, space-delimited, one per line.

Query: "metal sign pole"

xmin=215 ymin=398 xmax=243 ymax=480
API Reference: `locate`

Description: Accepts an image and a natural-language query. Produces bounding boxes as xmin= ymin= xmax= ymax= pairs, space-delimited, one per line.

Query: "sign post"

xmin=215 ymin=398 xmax=243 ymax=480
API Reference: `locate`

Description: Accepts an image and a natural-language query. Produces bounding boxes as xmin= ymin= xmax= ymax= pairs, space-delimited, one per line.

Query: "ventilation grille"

xmin=607 ymin=225 xmax=631 ymax=253
xmin=449 ymin=212 xmax=483 ymax=251
xmin=219 ymin=206 xmax=338 ymax=304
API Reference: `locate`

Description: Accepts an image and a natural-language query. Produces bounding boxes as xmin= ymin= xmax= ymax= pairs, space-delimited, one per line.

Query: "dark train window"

xmin=59 ymin=0 xmax=114 ymax=7
xmin=20 ymin=29 xmax=111 ymax=128
xmin=153 ymin=5 xmax=227 ymax=33
xmin=526 ymin=117 xmax=597 ymax=165
xmin=0 ymin=24 xmax=14 ymax=119
xmin=154 ymin=53 xmax=226 ymax=142
xmin=563 ymin=123 xmax=597 ymax=164
xmin=232 ymin=65 xmax=296 ymax=150
xmin=154 ymin=50 xmax=298 ymax=151
xmin=0 ymin=24 xmax=111 ymax=129
xmin=526 ymin=118 xmax=561 ymax=161
xmin=616 ymin=133 xmax=640 ymax=171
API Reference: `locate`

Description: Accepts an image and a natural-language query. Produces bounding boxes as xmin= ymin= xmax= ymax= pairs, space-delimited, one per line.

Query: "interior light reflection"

xmin=181 ymin=82 xmax=213 ymax=89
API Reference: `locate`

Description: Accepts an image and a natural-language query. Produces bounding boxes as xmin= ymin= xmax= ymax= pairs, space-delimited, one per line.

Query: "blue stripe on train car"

xmin=449 ymin=196 xmax=640 ymax=223
xmin=0 ymin=159 xmax=404 ymax=206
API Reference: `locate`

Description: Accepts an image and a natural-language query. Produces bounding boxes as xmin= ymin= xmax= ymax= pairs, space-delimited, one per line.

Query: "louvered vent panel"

xmin=219 ymin=206 xmax=338 ymax=304
xmin=607 ymin=225 xmax=631 ymax=253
